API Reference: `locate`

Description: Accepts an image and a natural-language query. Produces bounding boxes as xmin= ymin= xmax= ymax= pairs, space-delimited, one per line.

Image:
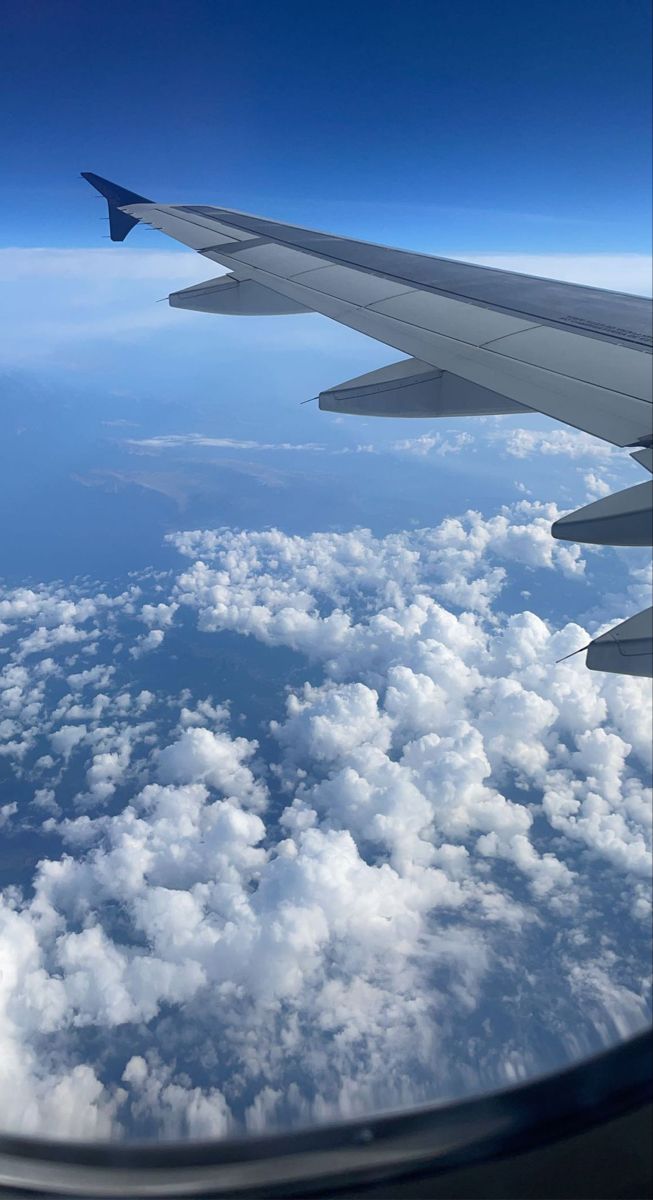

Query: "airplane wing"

xmin=82 ymin=173 xmax=653 ymax=677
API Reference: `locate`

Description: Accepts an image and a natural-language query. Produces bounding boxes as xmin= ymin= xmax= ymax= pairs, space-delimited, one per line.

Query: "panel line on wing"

xmin=198 ymin=237 xmax=271 ymax=255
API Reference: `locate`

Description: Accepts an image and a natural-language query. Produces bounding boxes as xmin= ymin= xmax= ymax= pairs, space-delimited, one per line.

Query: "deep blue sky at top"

xmin=2 ymin=0 xmax=651 ymax=253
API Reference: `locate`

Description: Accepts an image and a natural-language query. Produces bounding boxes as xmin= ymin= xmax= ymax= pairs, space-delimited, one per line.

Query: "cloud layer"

xmin=0 ymin=501 xmax=650 ymax=1140
xmin=0 ymin=247 xmax=649 ymax=368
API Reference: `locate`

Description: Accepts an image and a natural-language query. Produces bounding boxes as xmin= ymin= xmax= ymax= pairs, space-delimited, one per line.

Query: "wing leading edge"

xmin=82 ymin=173 xmax=653 ymax=677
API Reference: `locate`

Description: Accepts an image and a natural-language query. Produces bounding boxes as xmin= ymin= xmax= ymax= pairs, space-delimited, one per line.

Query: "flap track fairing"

xmin=586 ymin=607 xmax=653 ymax=677
xmin=552 ymin=481 xmax=653 ymax=546
xmin=318 ymin=357 xmax=528 ymax=419
xmin=169 ymin=275 xmax=311 ymax=316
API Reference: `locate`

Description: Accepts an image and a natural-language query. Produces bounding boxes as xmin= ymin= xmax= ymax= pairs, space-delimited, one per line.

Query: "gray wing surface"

xmin=82 ymin=174 xmax=653 ymax=676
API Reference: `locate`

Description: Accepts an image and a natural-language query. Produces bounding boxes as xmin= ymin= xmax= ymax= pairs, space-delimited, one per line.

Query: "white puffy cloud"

xmin=67 ymin=664 xmax=116 ymax=691
xmin=583 ymin=471 xmax=613 ymax=499
xmin=273 ymin=682 xmax=392 ymax=764
xmin=157 ymin=726 xmax=268 ymax=811
xmin=122 ymin=1055 xmax=231 ymax=1139
xmin=502 ymin=428 xmax=617 ymax=461
xmin=85 ymin=745 xmax=131 ymax=804
xmin=50 ymin=724 xmax=88 ymax=760
xmin=178 ymin=698 xmax=230 ymax=729
xmin=0 ymin=802 xmax=18 ymax=828
xmin=56 ymin=924 xmax=206 ymax=1026
xmin=130 ymin=628 xmax=166 ymax=658
xmin=139 ymin=602 xmax=178 ymax=629
xmin=0 ymin=896 xmax=127 ymax=1138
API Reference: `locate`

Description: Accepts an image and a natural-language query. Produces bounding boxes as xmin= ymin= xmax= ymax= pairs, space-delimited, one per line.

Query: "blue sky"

xmin=0 ymin=0 xmax=651 ymax=1142
xmin=2 ymin=0 xmax=651 ymax=252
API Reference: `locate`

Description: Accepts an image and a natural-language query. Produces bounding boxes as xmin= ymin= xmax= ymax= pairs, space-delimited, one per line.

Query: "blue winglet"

xmin=81 ymin=172 xmax=152 ymax=242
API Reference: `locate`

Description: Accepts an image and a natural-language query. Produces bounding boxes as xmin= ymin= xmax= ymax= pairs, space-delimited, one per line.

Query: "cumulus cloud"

xmin=502 ymin=428 xmax=617 ymax=461
xmin=139 ymin=602 xmax=178 ymax=629
xmin=0 ymin=501 xmax=650 ymax=1140
xmin=122 ymin=1055 xmax=231 ymax=1139
xmin=67 ymin=664 xmax=116 ymax=691
xmin=130 ymin=628 xmax=166 ymax=658
xmin=583 ymin=471 xmax=613 ymax=499
xmin=157 ymin=726 xmax=268 ymax=811
xmin=50 ymin=723 xmax=88 ymax=760
xmin=0 ymin=802 xmax=18 ymax=828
